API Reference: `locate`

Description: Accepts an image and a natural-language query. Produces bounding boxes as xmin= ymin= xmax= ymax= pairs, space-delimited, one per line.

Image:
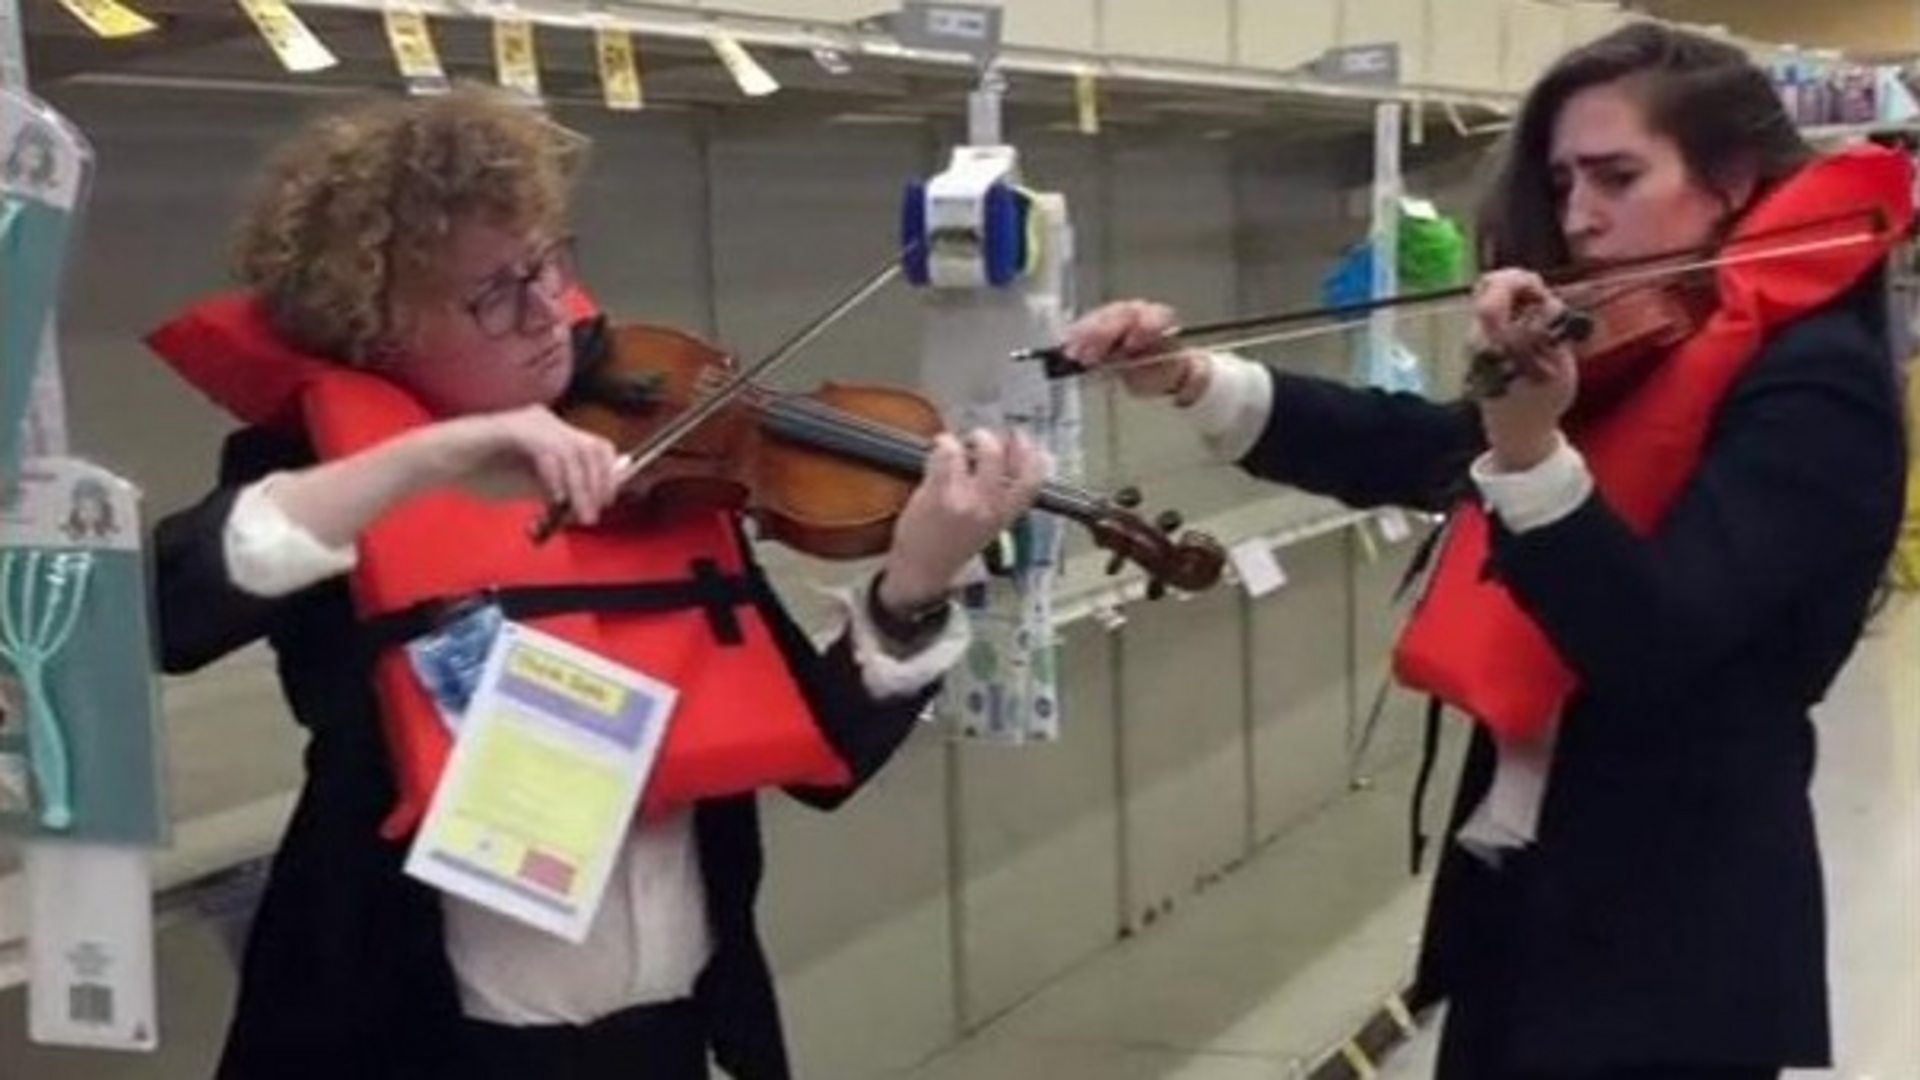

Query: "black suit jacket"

xmin=153 ymin=427 xmax=936 ymax=1080
xmin=1235 ymin=276 xmax=1905 ymax=1070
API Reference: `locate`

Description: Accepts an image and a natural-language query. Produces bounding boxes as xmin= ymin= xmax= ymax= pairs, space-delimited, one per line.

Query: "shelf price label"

xmin=709 ymin=30 xmax=778 ymax=98
xmin=595 ymin=27 xmax=644 ymax=111
xmin=1075 ymin=70 xmax=1101 ymax=135
xmin=55 ymin=0 xmax=156 ymax=39
xmin=236 ymin=0 xmax=337 ymax=73
xmin=493 ymin=16 xmax=541 ymax=99
xmin=384 ymin=5 xmax=449 ymax=96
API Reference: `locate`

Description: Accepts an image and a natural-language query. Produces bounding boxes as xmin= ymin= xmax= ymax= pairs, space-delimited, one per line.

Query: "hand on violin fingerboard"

xmin=877 ymin=429 xmax=1052 ymax=613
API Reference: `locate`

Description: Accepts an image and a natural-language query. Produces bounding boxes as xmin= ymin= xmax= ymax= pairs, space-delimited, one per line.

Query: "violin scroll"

xmin=1085 ymin=499 xmax=1226 ymax=596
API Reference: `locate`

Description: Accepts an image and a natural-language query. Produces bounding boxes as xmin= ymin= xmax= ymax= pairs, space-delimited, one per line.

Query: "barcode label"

xmin=69 ymin=983 xmax=114 ymax=1026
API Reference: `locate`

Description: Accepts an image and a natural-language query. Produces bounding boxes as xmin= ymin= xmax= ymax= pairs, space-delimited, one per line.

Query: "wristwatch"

xmin=866 ymin=572 xmax=952 ymax=655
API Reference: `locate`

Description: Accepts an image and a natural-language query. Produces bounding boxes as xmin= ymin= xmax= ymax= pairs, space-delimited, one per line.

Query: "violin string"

xmin=765 ymin=395 xmax=1109 ymax=518
xmin=767 ymin=396 xmax=1106 ymax=518
xmin=760 ymin=397 xmax=928 ymax=473
xmin=1086 ymin=226 xmax=1885 ymax=379
xmin=605 ymin=251 xmax=909 ymax=490
xmin=765 ymin=399 xmax=1108 ymax=522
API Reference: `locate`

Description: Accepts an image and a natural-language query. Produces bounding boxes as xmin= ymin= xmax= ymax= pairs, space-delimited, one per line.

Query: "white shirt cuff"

xmin=1469 ymin=434 xmax=1594 ymax=534
xmin=822 ymin=578 xmax=970 ymax=702
xmin=1179 ymin=352 xmax=1273 ymax=463
xmin=1456 ymin=717 xmax=1560 ymax=868
xmin=222 ymin=475 xmax=359 ymax=598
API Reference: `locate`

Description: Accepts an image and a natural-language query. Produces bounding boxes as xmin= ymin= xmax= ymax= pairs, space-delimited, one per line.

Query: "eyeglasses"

xmin=463 ymin=235 xmax=579 ymax=340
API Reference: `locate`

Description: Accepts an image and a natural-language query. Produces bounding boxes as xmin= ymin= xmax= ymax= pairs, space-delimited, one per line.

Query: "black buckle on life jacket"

xmin=688 ymin=558 xmax=745 ymax=646
xmin=361 ymin=564 xmax=756 ymax=652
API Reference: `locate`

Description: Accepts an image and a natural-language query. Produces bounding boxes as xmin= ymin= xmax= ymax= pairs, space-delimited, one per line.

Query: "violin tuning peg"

xmin=1146 ymin=579 xmax=1168 ymax=602
xmin=1553 ymin=309 xmax=1596 ymax=344
xmin=1155 ymin=510 xmax=1183 ymax=534
xmin=981 ymin=530 xmax=1016 ymax=577
xmin=1114 ymin=486 xmax=1143 ymax=511
xmin=1105 ymin=553 xmax=1126 ymax=577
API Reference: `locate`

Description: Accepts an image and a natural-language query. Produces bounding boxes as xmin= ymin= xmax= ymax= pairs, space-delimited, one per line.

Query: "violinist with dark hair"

xmin=146 ymin=85 xmax=1048 ymax=1080
xmin=1064 ymin=22 xmax=1908 ymax=1079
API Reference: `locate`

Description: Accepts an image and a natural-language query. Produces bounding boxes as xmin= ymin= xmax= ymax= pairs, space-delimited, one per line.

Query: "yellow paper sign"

xmin=493 ymin=16 xmax=541 ymax=99
xmin=403 ymin=623 xmax=677 ymax=942
xmin=1075 ymin=70 xmax=1101 ymax=135
xmin=595 ymin=27 xmax=643 ymax=111
xmin=383 ymin=7 xmax=448 ymax=94
xmin=442 ymin=723 xmax=626 ymax=880
xmin=235 ymin=0 xmax=337 ymax=73
xmin=55 ymin=0 xmax=155 ymax=39
xmin=708 ymin=31 xmax=778 ymax=98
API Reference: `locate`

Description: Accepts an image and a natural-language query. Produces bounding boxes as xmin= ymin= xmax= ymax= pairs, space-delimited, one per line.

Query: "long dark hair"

xmin=1477 ymin=22 xmax=1812 ymax=270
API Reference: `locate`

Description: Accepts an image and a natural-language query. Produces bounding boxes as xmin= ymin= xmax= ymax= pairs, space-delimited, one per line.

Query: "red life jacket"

xmin=1393 ymin=145 xmax=1915 ymax=744
xmin=147 ymin=294 xmax=851 ymax=839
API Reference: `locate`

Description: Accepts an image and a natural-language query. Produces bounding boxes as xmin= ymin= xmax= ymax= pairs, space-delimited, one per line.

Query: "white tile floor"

xmin=911 ymin=595 xmax=1920 ymax=1080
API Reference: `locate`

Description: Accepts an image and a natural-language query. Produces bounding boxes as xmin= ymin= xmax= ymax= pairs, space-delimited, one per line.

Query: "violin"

xmin=1462 ymin=274 xmax=1717 ymax=400
xmin=546 ymin=320 xmax=1228 ymax=596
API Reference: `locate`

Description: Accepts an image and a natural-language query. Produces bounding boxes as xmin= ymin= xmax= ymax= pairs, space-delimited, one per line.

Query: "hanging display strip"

xmin=22 ymin=333 xmax=70 ymax=465
xmin=0 ymin=0 xmax=26 ymax=90
xmin=2 ymin=90 xmax=91 ymax=476
xmin=0 ymin=448 xmax=165 ymax=845
xmin=1 ymin=10 xmax=165 ymax=1056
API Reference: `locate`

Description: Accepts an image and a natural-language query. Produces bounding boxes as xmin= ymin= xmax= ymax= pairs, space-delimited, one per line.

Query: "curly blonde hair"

xmin=233 ymin=84 xmax=588 ymax=365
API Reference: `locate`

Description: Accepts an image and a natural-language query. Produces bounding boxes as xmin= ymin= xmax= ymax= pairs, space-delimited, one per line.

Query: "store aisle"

xmin=908 ymin=595 xmax=1919 ymax=1080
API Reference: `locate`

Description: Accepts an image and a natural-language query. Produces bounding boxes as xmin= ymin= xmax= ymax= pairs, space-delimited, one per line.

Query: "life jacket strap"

xmin=360 ymin=558 xmax=755 ymax=650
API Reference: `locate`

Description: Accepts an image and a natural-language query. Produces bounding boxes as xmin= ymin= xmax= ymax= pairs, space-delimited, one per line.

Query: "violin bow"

xmin=530 ymin=245 xmax=917 ymax=542
xmin=1014 ymin=204 xmax=1895 ymax=380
